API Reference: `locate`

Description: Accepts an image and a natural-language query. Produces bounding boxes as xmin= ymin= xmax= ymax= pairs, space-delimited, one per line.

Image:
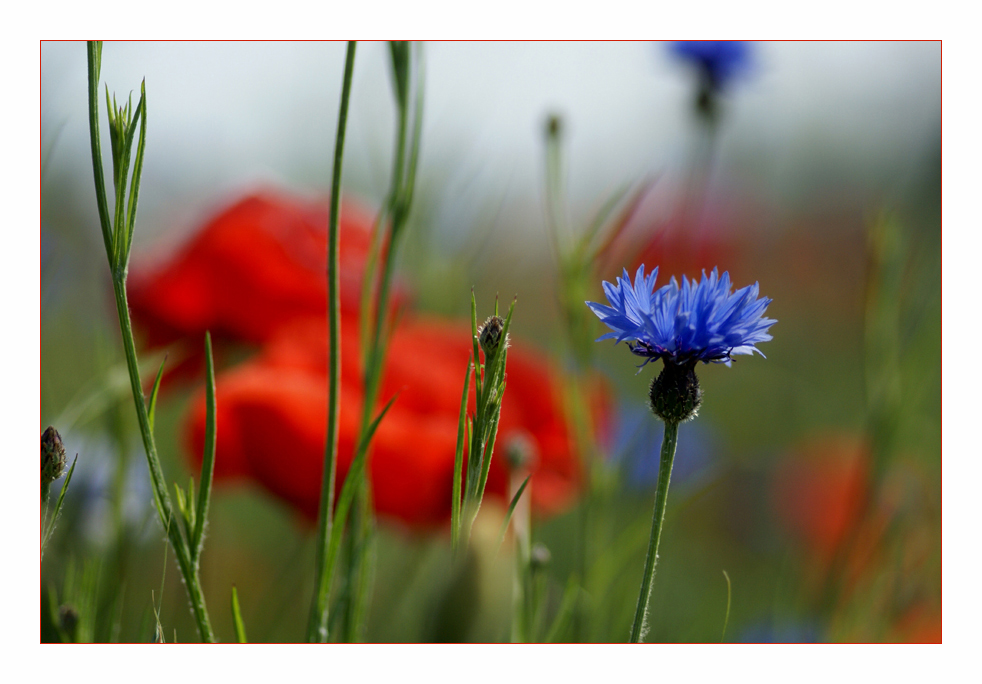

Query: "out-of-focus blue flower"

xmin=586 ymin=265 xmax=776 ymax=369
xmin=740 ymin=619 xmax=822 ymax=643
xmin=612 ymin=403 xmax=721 ymax=491
xmin=670 ymin=41 xmax=752 ymax=92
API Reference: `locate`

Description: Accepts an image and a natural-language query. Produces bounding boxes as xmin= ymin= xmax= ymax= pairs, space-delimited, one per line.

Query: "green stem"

xmin=111 ymin=278 xmax=215 ymax=643
xmin=629 ymin=420 xmax=679 ymax=643
xmin=307 ymin=40 xmax=356 ymax=644
xmin=341 ymin=41 xmax=418 ymax=641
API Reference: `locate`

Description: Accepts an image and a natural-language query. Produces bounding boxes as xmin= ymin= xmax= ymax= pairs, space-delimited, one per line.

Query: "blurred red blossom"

xmin=130 ymin=192 xmax=386 ymax=347
xmin=130 ymin=188 xmax=598 ymax=528
xmin=186 ymin=316 xmax=589 ymax=527
xmin=771 ymin=433 xmax=870 ymax=561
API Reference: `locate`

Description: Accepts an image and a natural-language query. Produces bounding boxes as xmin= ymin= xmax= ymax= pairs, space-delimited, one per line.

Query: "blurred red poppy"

xmin=771 ymin=434 xmax=870 ymax=561
xmin=130 ymin=191 xmax=385 ymax=347
xmin=891 ymin=603 xmax=942 ymax=643
xmin=186 ymin=315 xmax=587 ymax=527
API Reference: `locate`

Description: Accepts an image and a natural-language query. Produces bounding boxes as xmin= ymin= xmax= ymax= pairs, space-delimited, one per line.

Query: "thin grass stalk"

xmin=87 ymin=40 xmax=215 ymax=643
xmin=307 ymin=40 xmax=357 ymax=643
xmin=340 ymin=41 xmax=421 ymax=641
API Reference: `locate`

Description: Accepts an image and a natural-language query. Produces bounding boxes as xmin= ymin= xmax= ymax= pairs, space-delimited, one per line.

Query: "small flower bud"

xmin=505 ymin=431 xmax=538 ymax=471
xmin=478 ymin=315 xmax=508 ymax=358
xmin=545 ymin=113 xmax=562 ymax=139
xmin=59 ymin=604 xmax=79 ymax=642
xmin=530 ymin=543 xmax=551 ymax=572
xmin=649 ymin=360 xmax=703 ymax=424
xmin=41 ymin=426 xmax=67 ymax=486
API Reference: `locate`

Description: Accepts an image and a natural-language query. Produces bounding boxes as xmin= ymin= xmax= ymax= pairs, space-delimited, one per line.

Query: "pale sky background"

xmin=41 ymin=41 xmax=941 ymax=256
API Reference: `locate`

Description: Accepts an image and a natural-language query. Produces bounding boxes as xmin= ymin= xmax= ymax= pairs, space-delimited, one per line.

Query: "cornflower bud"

xmin=478 ymin=315 xmax=508 ymax=359
xmin=41 ymin=426 xmax=66 ymax=486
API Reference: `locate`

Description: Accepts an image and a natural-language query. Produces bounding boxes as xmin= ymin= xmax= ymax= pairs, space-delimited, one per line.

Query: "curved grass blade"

xmin=41 ymin=455 xmax=77 ymax=558
xmin=496 ymin=475 xmax=530 ymax=552
xmin=721 ymin=569 xmax=732 ymax=642
xmin=231 ymin=586 xmax=248 ymax=643
xmin=146 ymin=354 xmax=167 ymax=435
xmin=451 ymin=356 xmax=472 ymax=556
xmin=191 ymin=332 xmax=217 ymax=562
xmin=545 ymin=576 xmax=580 ymax=643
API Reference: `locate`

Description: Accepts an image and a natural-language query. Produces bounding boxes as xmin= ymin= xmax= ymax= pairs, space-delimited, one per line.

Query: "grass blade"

xmin=41 ymin=455 xmax=77 ymax=557
xmin=496 ymin=475 xmax=530 ymax=551
xmin=191 ymin=332 xmax=217 ymax=562
xmin=85 ymin=41 xmax=113 ymax=261
xmin=122 ymin=82 xmax=148 ymax=265
xmin=451 ymin=356 xmax=473 ymax=555
xmin=146 ymin=354 xmax=167 ymax=434
xmin=545 ymin=576 xmax=580 ymax=643
xmin=721 ymin=569 xmax=732 ymax=642
xmin=231 ymin=586 xmax=248 ymax=643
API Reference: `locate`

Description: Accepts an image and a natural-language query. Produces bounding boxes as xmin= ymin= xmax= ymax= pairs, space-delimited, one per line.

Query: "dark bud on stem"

xmin=649 ymin=360 xmax=703 ymax=424
xmin=478 ymin=315 xmax=508 ymax=359
xmin=58 ymin=604 xmax=79 ymax=642
xmin=42 ymin=426 xmax=67 ymax=486
xmin=546 ymin=114 xmax=562 ymax=139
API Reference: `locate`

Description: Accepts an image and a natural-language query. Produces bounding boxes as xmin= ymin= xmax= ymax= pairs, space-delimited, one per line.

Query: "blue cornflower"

xmin=670 ymin=41 xmax=752 ymax=92
xmin=586 ymin=265 xmax=776 ymax=371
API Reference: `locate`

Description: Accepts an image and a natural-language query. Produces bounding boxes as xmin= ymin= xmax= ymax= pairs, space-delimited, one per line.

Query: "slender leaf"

xmin=496 ymin=475 xmax=531 ymax=551
xmin=122 ymin=82 xmax=147 ymax=265
xmin=192 ymin=332 xmax=217 ymax=562
xmin=146 ymin=354 xmax=167 ymax=434
xmin=451 ymin=356 xmax=472 ymax=555
xmin=321 ymin=395 xmax=400 ymax=620
xmin=86 ymin=42 xmax=113 ymax=261
xmin=721 ymin=570 xmax=732 ymax=642
xmin=41 ymin=455 xmax=77 ymax=556
xmin=544 ymin=577 xmax=580 ymax=643
xmin=231 ymin=586 xmax=248 ymax=643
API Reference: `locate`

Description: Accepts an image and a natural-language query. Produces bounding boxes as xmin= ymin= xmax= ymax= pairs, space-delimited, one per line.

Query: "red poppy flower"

xmin=771 ymin=434 xmax=870 ymax=560
xmin=130 ymin=191 xmax=385 ymax=348
xmin=186 ymin=315 xmax=586 ymax=527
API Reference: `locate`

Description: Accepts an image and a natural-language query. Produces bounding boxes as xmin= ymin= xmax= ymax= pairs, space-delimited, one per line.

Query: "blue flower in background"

xmin=612 ymin=404 xmax=721 ymax=491
xmin=670 ymin=41 xmax=752 ymax=92
xmin=740 ymin=619 xmax=822 ymax=643
xmin=586 ymin=265 xmax=776 ymax=370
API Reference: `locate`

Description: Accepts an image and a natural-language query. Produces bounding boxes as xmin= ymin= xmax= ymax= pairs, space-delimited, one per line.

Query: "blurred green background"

xmin=40 ymin=41 xmax=940 ymax=643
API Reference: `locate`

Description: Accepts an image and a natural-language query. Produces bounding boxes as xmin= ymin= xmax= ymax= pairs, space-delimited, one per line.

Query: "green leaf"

xmin=470 ymin=289 xmax=481 ymax=392
xmin=544 ymin=576 xmax=580 ymax=643
xmin=192 ymin=331 xmax=217 ymax=562
xmin=721 ymin=570 xmax=732 ymax=642
xmin=451 ymin=356 xmax=472 ymax=556
xmin=122 ymin=82 xmax=147 ymax=266
xmin=496 ymin=475 xmax=530 ymax=551
xmin=146 ymin=354 xmax=167 ymax=434
xmin=323 ymin=394 xmax=400 ymax=604
xmin=231 ymin=586 xmax=248 ymax=643
xmin=41 ymin=455 xmax=77 ymax=557
xmin=86 ymin=42 xmax=113 ymax=262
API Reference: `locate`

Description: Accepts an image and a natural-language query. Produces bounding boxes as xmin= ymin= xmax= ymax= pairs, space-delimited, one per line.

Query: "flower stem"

xmin=87 ymin=40 xmax=214 ymax=643
xmin=112 ymin=278 xmax=216 ymax=643
xmin=307 ymin=40 xmax=356 ymax=644
xmin=629 ymin=420 xmax=679 ymax=643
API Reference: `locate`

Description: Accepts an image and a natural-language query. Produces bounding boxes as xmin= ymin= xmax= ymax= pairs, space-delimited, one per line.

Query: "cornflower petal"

xmin=586 ymin=264 xmax=775 ymax=366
